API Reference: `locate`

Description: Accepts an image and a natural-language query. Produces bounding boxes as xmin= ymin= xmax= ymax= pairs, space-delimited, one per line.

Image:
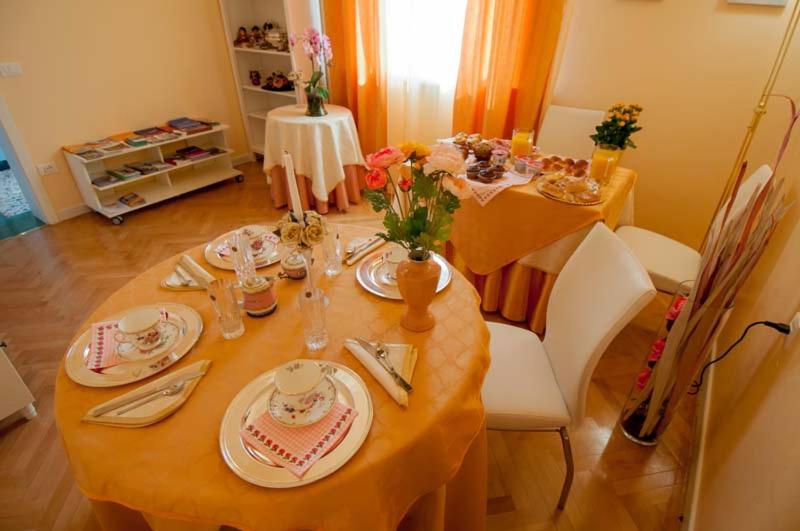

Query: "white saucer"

xmin=268 ymin=376 xmax=337 ymax=428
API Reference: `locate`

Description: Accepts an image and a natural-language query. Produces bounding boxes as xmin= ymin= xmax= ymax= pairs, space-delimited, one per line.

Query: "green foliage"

xmin=590 ymin=103 xmax=643 ymax=150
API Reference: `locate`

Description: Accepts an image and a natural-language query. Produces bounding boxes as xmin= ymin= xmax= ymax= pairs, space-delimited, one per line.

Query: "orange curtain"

xmin=452 ymin=0 xmax=566 ymax=139
xmin=323 ymin=0 xmax=386 ymax=155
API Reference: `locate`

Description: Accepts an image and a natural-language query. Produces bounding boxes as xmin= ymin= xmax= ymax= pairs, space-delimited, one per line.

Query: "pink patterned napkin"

xmin=85 ymin=321 xmax=125 ymax=372
xmin=240 ymin=402 xmax=358 ymax=479
xmin=463 ymin=171 xmax=534 ymax=206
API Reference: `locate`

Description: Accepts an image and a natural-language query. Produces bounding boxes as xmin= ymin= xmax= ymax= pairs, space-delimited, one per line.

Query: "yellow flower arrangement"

xmin=591 ymin=103 xmax=644 ymax=150
xmin=399 ymin=140 xmax=431 ymax=161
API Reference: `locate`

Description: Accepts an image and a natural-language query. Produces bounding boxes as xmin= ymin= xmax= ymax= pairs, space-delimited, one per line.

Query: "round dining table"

xmin=54 ymin=224 xmax=490 ymax=531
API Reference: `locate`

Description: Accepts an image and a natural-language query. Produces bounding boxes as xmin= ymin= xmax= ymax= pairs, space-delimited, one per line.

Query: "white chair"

xmin=616 ymin=164 xmax=773 ymax=293
xmin=536 ymin=105 xmax=605 ymax=160
xmin=482 ymin=224 xmax=656 ymax=509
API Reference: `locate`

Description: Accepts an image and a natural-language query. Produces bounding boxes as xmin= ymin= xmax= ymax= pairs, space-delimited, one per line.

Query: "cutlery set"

xmin=355 ymin=337 xmax=413 ymax=392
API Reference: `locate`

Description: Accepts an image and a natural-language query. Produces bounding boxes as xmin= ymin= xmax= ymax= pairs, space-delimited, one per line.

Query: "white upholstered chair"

xmin=536 ymin=105 xmax=605 ymax=160
xmin=616 ymin=164 xmax=773 ymax=293
xmin=482 ymin=224 xmax=656 ymax=509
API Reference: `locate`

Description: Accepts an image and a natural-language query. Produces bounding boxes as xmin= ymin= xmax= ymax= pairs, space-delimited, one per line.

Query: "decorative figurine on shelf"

xmin=234 ymin=26 xmax=250 ymax=48
xmin=289 ymin=27 xmax=333 ymax=117
xmin=264 ymin=22 xmax=288 ymax=51
xmin=250 ymin=25 xmax=264 ymax=48
xmin=262 ymin=71 xmax=293 ymax=92
xmin=249 ymin=70 xmax=262 ymax=86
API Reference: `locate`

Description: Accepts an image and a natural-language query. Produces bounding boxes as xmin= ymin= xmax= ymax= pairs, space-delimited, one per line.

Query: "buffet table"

xmin=55 ymin=225 xmax=490 ymax=531
xmin=264 ymin=105 xmax=366 ymax=214
xmin=447 ymin=168 xmax=636 ymax=333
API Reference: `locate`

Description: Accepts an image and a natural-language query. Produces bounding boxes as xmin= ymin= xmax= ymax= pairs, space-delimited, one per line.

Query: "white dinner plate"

xmin=355 ymin=251 xmax=452 ymax=300
xmin=219 ymin=360 xmax=373 ymax=488
xmin=64 ymin=303 xmax=203 ymax=388
xmin=203 ymin=225 xmax=285 ymax=271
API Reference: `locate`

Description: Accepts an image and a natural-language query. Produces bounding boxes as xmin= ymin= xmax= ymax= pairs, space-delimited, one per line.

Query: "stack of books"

xmin=167 ymin=117 xmax=212 ymax=135
xmin=133 ymin=126 xmax=183 ymax=144
xmin=91 ymin=174 xmax=123 ymax=189
xmin=125 ymin=160 xmax=173 ymax=174
xmin=108 ymin=167 xmax=142 ymax=180
xmin=118 ymin=192 xmax=146 ymax=207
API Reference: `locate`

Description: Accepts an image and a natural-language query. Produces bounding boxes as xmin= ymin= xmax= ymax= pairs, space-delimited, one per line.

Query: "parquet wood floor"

xmin=0 ymin=162 xmax=693 ymax=530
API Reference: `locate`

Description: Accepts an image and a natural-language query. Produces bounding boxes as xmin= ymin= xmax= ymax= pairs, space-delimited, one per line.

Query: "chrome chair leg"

xmin=557 ymin=427 xmax=574 ymax=510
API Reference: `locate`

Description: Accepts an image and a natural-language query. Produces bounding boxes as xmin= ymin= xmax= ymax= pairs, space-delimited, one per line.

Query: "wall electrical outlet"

xmin=36 ymin=162 xmax=57 ymax=176
xmin=0 ymin=62 xmax=23 ymax=77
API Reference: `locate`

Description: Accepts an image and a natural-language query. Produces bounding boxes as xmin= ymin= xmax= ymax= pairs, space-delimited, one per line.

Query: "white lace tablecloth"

xmin=263 ymin=105 xmax=365 ymax=201
xmin=462 ymin=171 xmax=534 ymax=206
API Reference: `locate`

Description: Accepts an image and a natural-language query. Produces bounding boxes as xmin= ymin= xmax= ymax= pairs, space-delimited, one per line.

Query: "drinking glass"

xmin=297 ymin=287 xmax=329 ymax=351
xmin=322 ymin=225 xmax=343 ymax=277
xmin=229 ymin=230 xmax=256 ymax=286
xmin=208 ymin=279 xmax=245 ymax=340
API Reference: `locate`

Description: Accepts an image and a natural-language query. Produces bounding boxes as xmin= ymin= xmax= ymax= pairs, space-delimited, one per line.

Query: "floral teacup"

xmin=114 ymin=308 xmax=163 ymax=353
xmin=270 ymin=360 xmax=337 ymax=427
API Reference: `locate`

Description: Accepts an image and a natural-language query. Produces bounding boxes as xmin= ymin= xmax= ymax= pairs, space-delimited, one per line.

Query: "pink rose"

xmin=427 ymin=144 xmax=465 ymax=175
xmin=366 ymin=146 xmax=406 ymax=170
xmin=365 ymin=168 xmax=388 ymax=190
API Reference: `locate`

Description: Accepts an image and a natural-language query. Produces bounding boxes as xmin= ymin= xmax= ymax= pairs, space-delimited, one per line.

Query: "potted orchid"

xmin=289 ymin=27 xmax=332 ymax=117
xmin=363 ymin=142 xmax=470 ymax=331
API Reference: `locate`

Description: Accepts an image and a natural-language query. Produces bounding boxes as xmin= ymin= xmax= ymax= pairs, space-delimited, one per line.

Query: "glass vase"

xmin=589 ymin=144 xmax=624 ymax=185
xmin=305 ymin=92 xmax=327 ymax=117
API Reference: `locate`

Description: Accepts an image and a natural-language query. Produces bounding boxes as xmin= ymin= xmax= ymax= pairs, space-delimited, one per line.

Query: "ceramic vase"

xmin=589 ymin=144 xmax=624 ymax=185
xmin=396 ymin=253 xmax=440 ymax=332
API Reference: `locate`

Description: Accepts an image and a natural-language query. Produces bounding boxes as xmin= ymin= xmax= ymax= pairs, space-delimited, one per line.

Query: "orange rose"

xmin=365 ymin=168 xmax=388 ymax=190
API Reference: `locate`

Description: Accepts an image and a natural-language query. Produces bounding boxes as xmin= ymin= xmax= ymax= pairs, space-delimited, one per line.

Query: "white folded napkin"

xmin=344 ymin=339 xmax=417 ymax=407
xmin=178 ymin=255 xmax=216 ymax=288
xmin=345 ymin=237 xmax=386 ymax=266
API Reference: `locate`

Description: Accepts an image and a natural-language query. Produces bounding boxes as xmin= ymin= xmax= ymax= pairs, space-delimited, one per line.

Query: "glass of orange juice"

xmin=511 ymin=129 xmax=532 ymax=158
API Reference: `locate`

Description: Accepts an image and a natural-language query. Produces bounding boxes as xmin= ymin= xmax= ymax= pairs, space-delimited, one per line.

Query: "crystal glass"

xmin=229 ymin=230 xmax=256 ymax=286
xmin=297 ymin=287 xmax=329 ymax=351
xmin=322 ymin=225 xmax=343 ymax=277
xmin=208 ymin=279 xmax=245 ymax=340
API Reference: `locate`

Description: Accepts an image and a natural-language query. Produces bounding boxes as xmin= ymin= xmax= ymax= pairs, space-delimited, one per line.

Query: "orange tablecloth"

xmin=54 ymin=224 xmax=490 ymax=531
xmin=448 ymin=169 xmax=636 ymax=332
xmin=269 ymin=164 xmax=366 ymax=214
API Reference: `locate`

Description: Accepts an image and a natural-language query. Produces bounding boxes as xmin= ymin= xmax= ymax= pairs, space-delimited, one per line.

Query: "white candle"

xmin=283 ymin=150 xmax=305 ymax=226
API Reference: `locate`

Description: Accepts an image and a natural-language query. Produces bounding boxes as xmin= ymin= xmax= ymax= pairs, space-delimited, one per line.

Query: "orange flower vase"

xmin=396 ymin=255 xmax=440 ymax=332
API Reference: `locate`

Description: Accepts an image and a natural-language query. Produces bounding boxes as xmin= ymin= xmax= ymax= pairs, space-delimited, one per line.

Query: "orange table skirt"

xmin=269 ymin=164 xmax=366 ymax=214
xmin=446 ymin=243 xmax=556 ymax=335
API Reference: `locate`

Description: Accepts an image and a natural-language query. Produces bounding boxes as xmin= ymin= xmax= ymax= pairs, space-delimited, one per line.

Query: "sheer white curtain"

xmin=382 ymin=0 xmax=468 ymax=146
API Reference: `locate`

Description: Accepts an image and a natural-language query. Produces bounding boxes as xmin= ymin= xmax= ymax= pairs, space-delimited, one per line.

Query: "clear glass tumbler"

xmin=297 ymin=287 xmax=329 ymax=351
xmin=229 ymin=230 xmax=256 ymax=286
xmin=208 ymin=279 xmax=245 ymax=340
xmin=323 ymin=225 xmax=343 ymax=277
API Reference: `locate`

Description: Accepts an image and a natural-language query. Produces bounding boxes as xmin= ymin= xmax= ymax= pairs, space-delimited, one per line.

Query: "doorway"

xmin=0 ymin=143 xmax=44 ymax=239
xmin=0 ymin=95 xmax=56 ymax=240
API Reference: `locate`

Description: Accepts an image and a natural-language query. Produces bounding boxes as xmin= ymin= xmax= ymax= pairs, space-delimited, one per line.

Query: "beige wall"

xmin=555 ymin=0 xmax=800 ymax=249
xmin=556 ymin=1 xmax=800 ymax=528
xmin=0 ymin=0 xmax=249 ymax=218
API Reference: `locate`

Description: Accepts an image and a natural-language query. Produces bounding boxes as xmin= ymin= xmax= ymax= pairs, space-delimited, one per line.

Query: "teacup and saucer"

xmin=269 ymin=360 xmax=337 ymax=427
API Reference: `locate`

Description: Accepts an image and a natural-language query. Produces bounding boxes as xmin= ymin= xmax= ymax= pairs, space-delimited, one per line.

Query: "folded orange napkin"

xmin=240 ymin=402 xmax=357 ymax=478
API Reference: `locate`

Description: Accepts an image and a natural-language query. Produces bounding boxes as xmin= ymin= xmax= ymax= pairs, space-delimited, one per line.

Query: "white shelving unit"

xmin=64 ymin=125 xmax=242 ymax=224
xmin=218 ymin=0 xmax=323 ymax=156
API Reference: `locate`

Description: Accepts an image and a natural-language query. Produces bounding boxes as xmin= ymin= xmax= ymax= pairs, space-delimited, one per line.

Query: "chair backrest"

xmin=708 ymin=164 xmax=772 ymax=236
xmin=543 ymin=223 xmax=656 ymax=425
xmin=537 ymin=105 xmax=605 ymax=160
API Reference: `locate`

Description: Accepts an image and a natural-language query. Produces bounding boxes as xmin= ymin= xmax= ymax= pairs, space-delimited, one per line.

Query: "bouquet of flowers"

xmin=590 ymin=103 xmax=643 ymax=149
xmin=274 ymin=210 xmax=327 ymax=249
xmin=289 ymin=27 xmax=332 ymax=116
xmin=363 ymin=142 xmax=470 ymax=261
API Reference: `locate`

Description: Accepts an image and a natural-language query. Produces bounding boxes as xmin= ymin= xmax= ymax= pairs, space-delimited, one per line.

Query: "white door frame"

xmin=0 ymin=95 xmax=58 ymax=224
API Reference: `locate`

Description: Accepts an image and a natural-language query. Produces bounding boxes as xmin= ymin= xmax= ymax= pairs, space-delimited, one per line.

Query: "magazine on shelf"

xmin=90 ymin=174 xmax=122 ymax=189
xmin=167 ymin=117 xmax=212 ymax=134
xmin=119 ymin=192 xmax=146 ymax=207
xmin=108 ymin=167 xmax=142 ymax=180
xmin=125 ymin=161 xmax=172 ymax=174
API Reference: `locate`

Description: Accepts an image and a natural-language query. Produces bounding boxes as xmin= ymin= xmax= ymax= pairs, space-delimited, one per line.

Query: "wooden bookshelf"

xmin=64 ymin=125 xmax=241 ymax=224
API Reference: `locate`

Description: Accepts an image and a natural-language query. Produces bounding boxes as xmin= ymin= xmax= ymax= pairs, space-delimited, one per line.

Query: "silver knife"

xmin=354 ymin=338 xmax=413 ymax=392
xmin=90 ymin=370 xmax=207 ymax=417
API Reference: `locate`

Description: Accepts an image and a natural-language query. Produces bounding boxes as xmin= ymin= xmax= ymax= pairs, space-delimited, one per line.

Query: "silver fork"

xmin=115 ymin=381 xmax=186 ymax=415
xmin=375 ymin=342 xmax=413 ymax=392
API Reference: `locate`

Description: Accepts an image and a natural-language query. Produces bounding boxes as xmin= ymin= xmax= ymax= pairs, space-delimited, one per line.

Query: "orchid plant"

xmin=363 ymin=142 xmax=471 ymax=261
xmin=289 ymin=27 xmax=332 ymax=116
